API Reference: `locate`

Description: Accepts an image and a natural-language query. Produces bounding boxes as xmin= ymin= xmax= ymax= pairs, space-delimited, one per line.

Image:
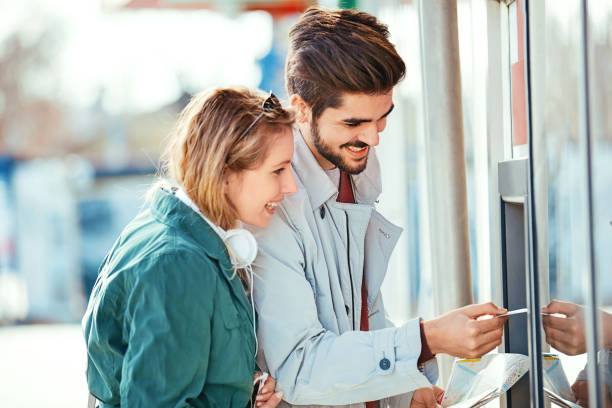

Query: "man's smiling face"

xmin=306 ymin=90 xmax=394 ymax=174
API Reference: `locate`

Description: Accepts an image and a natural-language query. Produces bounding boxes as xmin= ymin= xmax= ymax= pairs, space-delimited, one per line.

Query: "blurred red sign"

xmin=112 ymin=0 xmax=311 ymax=17
xmin=510 ymin=0 xmax=527 ymax=147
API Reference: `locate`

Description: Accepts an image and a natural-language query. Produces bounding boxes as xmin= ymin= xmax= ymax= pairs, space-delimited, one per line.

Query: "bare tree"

xmin=0 ymin=19 xmax=67 ymax=158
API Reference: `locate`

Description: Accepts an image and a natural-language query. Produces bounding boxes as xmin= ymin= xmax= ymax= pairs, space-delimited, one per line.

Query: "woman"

xmin=82 ymin=87 xmax=297 ymax=407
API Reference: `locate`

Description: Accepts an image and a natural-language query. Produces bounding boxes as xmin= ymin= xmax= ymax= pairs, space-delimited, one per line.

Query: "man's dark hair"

xmin=285 ymin=6 xmax=406 ymax=121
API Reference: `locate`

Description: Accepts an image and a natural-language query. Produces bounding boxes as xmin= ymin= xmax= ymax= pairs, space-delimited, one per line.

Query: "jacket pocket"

xmin=220 ymin=303 xmax=242 ymax=330
xmin=363 ymin=211 xmax=403 ymax=304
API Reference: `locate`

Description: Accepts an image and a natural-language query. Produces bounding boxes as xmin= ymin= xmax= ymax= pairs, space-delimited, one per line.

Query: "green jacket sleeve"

xmin=120 ymin=252 xmax=216 ymax=407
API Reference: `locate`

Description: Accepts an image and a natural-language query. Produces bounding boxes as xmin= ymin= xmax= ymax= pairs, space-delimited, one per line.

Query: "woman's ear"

xmin=221 ymin=166 xmax=231 ymax=189
xmin=223 ymin=167 xmax=240 ymax=191
xmin=290 ymin=94 xmax=310 ymax=124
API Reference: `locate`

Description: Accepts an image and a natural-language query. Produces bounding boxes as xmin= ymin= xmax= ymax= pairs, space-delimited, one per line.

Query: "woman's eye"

xmin=273 ymin=168 xmax=284 ymax=175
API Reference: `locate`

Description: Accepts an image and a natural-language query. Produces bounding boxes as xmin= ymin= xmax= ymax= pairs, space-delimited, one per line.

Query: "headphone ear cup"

xmin=172 ymin=187 xmax=257 ymax=267
xmin=223 ymin=229 xmax=258 ymax=268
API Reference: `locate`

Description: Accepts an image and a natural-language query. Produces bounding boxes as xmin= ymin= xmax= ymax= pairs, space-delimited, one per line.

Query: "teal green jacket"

xmin=82 ymin=188 xmax=256 ymax=407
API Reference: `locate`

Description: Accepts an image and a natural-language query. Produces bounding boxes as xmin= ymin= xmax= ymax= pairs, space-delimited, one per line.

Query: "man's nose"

xmin=360 ymin=124 xmax=380 ymax=147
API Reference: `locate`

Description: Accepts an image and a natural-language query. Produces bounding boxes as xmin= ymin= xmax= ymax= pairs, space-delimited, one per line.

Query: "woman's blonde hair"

xmin=157 ymin=87 xmax=294 ymax=230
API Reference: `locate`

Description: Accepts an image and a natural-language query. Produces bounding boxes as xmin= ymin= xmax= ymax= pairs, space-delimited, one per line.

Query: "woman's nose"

xmin=283 ymin=170 xmax=298 ymax=195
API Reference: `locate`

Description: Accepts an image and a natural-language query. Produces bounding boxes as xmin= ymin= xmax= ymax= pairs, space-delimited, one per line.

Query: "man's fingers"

xmin=474 ymin=338 xmax=504 ymax=357
xmin=545 ymin=337 xmax=565 ymax=353
xmin=474 ymin=315 xmax=507 ymax=333
xmin=544 ymin=325 xmax=585 ymax=355
xmin=456 ymin=326 xmax=503 ymax=358
xmin=422 ymin=389 xmax=438 ymax=408
xmin=478 ymin=328 xmax=504 ymax=346
xmin=544 ymin=325 xmax=572 ymax=344
xmin=574 ymin=381 xmax=589 ymax=402
xmin=411 ymin=387 xmax=441 ymax=408
xmin=432 ymin=385 xmax=445 ymax=401
xmin=466 ymin=302 xmax=506 ymax=318
xmin=571 ymin=380 xmax=587 ymax=396
xmin=544 ymin=332 xmax=573 ymax=354
xmin=542 ymin=315 xmax=572 ymax=330
xmin=543 ymin=299 xmax=577 ymax=316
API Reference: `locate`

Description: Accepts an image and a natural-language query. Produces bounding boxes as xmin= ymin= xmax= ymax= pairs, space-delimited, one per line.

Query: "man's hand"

xmin=542 ymin=300 xmax=586 ymax=356
xmin=410 ymin=386 xmax=444 ymax=408
xmin=572 ymin=380 xmax=612 ymax=408
xmin=254 ymin=373 xmax=283 ymax=408
xmin=422 ymin=302 xmax=507 ymax=358
xmin=572 ymin=380 xmax=588 ymax=407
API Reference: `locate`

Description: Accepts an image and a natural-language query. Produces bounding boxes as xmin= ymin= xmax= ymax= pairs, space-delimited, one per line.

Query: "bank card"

xmin=495 ymin=308 xmax=527 ymax=317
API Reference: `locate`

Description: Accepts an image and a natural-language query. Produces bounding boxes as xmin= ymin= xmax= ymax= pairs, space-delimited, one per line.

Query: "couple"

xmin=83 ymin=7 xmax=507 ymax=408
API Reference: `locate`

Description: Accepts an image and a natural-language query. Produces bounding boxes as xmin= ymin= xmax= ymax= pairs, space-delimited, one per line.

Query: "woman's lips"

xmin=265 ymin=201 xmax=280 ymax=215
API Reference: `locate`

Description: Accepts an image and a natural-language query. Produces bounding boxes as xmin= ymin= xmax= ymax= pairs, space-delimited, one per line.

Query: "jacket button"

xmin=345 ymin=305 xmax=350 ymax=315
xmin=320 ymin=206 xmax=325 ymax=219
xmin=379 ymin=358 xmax=391 ymax=370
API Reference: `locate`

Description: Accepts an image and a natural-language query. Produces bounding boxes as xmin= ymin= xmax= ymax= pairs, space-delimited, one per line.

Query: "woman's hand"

xmin=254 ymin=373 xmax=283 ymax=408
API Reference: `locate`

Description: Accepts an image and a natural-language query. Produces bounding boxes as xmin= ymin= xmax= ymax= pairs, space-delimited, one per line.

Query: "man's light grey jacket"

xmin=250 ymin=131 xmax=437 ymax=407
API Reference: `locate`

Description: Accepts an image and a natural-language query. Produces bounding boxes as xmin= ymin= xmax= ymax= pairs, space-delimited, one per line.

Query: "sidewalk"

xmin=0 ymin=324 xmax=88 ymax=408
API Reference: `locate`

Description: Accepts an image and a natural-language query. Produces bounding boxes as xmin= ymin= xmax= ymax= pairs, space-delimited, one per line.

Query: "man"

xmin=250 ymin=7 xmax=507 ymax=407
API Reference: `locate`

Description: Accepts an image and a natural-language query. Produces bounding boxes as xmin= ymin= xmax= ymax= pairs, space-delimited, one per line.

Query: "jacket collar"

xmin=291 ymin=127 xmax=383 ymax=209
xmin=149 ymin=188 xmax=234 ymax=276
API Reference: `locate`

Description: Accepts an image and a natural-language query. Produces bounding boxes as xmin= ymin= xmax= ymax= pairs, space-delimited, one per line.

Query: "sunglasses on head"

xmin=238 ymin=92 xmax=281 ymax=139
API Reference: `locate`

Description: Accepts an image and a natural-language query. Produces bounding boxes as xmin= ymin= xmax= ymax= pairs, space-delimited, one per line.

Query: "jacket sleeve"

xmin=120 ymin=253 xmax=215 ymax=407
xmin=368 ymin=292 xmax=439 ymax=407
xmin=252 ymin=210 xmax=435 ymax=405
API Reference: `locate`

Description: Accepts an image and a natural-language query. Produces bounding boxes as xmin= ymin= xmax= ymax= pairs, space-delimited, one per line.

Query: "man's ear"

xmin=290 ymin=94 xmax=310 ymax=124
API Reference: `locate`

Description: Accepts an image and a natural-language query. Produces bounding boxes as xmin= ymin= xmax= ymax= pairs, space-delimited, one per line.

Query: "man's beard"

xmin=311 ymin=120 xmax=369 ymax=175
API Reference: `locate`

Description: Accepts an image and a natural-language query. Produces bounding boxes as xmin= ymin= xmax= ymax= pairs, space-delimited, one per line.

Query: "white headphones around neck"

xmin=170 ymin=187 xmax=258 ymax=268
xmin=219 ymin=228 xmax=258 ymax=269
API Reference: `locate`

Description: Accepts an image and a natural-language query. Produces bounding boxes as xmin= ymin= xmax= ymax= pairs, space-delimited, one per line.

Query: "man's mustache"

xmin=340 ymin=141 xmax=369 ymax=149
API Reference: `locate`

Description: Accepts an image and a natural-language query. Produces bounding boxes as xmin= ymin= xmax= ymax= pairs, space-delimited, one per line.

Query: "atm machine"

xmin=497 ymin=1 xmax=545 ymax=405
xmin=495 ymin=1 xmax=607 ymax=407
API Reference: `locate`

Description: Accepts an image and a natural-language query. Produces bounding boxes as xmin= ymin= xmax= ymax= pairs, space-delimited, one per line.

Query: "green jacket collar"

xmin=149 ymin=188 xmax=235 ymax=277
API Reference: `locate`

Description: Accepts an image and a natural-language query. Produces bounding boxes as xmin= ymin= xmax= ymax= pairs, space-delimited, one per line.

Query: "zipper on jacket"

xmin=345 ymin=212 xmax=356 ymax=329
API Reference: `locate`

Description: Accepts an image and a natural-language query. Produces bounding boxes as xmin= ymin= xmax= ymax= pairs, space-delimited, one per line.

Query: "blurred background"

xmin=0 ymin=0 xmax=610 ymax=406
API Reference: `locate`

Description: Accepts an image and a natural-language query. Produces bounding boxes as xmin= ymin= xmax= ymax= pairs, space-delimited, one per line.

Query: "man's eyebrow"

xmin=341 ymin=104 xmax=395 ymax=125
xmin=381 ymin=104 xmax=395 ymax=119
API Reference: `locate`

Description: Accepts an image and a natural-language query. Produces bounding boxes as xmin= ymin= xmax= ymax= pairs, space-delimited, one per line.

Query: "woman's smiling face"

xmin=225 ymin=127 xmax=298 ymax=227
